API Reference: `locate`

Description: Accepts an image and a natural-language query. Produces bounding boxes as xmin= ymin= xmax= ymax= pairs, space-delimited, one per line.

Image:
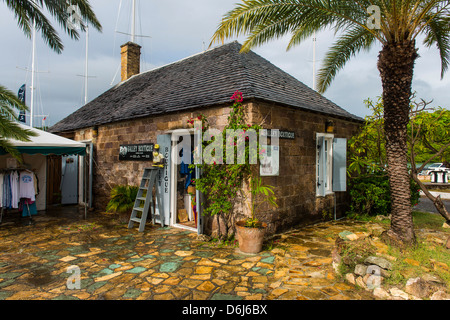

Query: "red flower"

xmin=230 ymin=90 xmax=243 ymax=103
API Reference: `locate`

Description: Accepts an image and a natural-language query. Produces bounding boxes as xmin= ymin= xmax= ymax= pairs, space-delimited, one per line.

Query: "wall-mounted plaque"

xmin=260 ymin=129 xmax=295 ymax=139
xmin=119 ymin=143 xmax=154 ymax=161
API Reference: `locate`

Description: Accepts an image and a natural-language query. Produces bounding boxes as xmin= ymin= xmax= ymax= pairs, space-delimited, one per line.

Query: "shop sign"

xmin=261 ymin=129 xmax=295 ymax=139
xmin=119 ymin=143 xmax=154 ymax=161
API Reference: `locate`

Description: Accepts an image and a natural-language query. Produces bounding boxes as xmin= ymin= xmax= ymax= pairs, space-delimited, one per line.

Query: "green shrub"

xmin=106 ymin=185 xmax=139 ymax=213
xmin=348 ymin=172 xmax=420 ymax=217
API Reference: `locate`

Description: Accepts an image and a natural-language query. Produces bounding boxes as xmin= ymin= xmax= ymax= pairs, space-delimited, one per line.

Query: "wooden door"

xmin=46 ymin=155 xmax=62 ymax=206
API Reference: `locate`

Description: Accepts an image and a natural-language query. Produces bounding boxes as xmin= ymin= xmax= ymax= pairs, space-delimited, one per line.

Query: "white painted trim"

xmin=173 ymin=223 xmax=197 ymax=232
xmin=169 ymin=132 xmax=199 ymax=232
xmin=169 ymin=138 xmax=177 ymax=227
xmin=316 ymin=133 xmax=334 ymax=197
xmin=165 ymin=128 xmax=195 ymax=135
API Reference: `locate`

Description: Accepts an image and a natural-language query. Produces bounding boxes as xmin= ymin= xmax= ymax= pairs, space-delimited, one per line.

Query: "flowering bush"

xmin=190 ymin=91 xmax=266 ymax=236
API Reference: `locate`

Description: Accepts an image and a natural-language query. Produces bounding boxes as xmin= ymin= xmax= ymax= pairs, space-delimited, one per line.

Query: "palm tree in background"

xmin=211 ymin=0 xmax=450 ymax=247
xmin=0 ymin=0 xmax=102 ymax=158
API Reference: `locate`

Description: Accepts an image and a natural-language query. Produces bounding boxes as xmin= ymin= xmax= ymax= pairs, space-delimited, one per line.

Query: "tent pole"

xmin=89 ymin=143 xmax=93 ymax=208
xmin=84 ymin=153 xmax=87 ymax=219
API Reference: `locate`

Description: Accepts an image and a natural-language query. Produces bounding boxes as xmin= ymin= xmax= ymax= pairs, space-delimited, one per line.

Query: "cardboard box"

xmin=187 ymin=186 xmax=196 ymax=194
xmin=177 ymin=209 xmax=188 ymax=223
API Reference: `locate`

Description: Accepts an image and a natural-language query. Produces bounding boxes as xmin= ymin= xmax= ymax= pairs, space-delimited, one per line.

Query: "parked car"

xmin=420 ymin=163 xmax=449 ymax=175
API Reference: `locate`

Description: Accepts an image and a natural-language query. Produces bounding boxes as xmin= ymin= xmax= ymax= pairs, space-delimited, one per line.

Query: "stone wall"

xmin=73 ymin=105 xmax=232 ymax=211
xmin=68 ymin=100 xmax=360 ymax=236
xmin=247 ymin=101 xmax=361 ymax=235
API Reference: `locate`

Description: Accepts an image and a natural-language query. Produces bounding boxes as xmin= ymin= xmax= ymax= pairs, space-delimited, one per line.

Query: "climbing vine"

xmin=188 ymin=91 xmax=262 ymax=236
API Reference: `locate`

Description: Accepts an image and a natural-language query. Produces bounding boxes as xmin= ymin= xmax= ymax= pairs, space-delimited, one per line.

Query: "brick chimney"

xmin=120 ymin=41 xmax=141 ymax=81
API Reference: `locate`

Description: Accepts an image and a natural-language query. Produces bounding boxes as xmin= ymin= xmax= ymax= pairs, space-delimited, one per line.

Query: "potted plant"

xmin=235 ymin=176 xmax=278 ymax=254
xmin=106 ymin=185 xmax=139 ymax=223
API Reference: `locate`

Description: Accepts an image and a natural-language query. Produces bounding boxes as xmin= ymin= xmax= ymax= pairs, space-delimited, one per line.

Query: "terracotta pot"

xmin=235 ymin=220 xmax=267 ymax=254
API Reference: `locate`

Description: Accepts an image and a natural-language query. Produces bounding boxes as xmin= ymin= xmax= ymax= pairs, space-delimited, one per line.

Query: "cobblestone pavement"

xmin=0 ymin=207 xmax=375 ymax=300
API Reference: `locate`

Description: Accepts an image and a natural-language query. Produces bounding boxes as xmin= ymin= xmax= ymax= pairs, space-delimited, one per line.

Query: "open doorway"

xmin=170 ymin=132 xmax=198 ymax=232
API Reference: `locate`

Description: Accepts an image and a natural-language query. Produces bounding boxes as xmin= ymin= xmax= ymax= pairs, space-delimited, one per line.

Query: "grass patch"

xmin=385 ymin=238 xmax=450 ymax=288
xmin=351 ymin=211 xmax=448 ymax=231
xmin=341 ymin=211 xmax=449 ymax=291
xmin=412 ymin=211 xmax=449 ymax=230
xmin=198 ymin=235 xmax=239 ymax=249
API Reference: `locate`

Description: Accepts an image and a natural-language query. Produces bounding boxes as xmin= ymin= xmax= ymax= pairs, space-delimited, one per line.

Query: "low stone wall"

xmin=334 ymin=228 xmax=450 ymax=300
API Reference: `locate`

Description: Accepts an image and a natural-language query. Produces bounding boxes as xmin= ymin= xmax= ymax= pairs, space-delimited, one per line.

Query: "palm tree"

xmin=0 ymin=85 xmax=36 ymax=158
xmin=210 ymin=0 xmax=450 ymax=247
xmin=1 ymin=0 xmax=102 ymax=158
xmin=3 ymin=0 xmax=102 ymax=53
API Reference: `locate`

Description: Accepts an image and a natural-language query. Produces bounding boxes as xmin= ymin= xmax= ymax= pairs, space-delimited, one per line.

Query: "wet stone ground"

xmin=0 ymin=207 xmax=375 ymax=300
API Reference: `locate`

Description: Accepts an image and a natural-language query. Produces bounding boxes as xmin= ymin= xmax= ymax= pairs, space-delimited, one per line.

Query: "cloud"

xmin=1 ymin=0 xmax=449 ymax=127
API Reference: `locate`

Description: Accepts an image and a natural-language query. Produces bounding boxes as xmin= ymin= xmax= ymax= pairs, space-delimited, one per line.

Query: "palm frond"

xmin=422 ymin=13 xmax=450 ymax=79
xmin=0 ymin=114 xmax=36 ymax=162
xmin=210 ymin=0 xmax=382 ymax=51
xmin=316 ymin=25 xmax=376 ymax=93
xmin=2 ymin=0 xmax=102 ymax=53
xmin=0 ymin=85 xmax=37 ymax=147
xmin=0 ymin=115 xmax=36 ymax=142
xmin=0 ymin=85 xmax=28 ymax=120
xmin=0 ymin=138 xmax=21 ymax=160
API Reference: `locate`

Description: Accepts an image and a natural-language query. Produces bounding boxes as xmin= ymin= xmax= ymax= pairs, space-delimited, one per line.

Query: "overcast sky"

xmin=1 ymin=0 xmax=449 ymax=127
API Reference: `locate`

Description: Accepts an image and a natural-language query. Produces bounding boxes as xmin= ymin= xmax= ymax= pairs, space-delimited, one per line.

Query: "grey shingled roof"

xmin=50 ymin=41 xmax=362 ymax=133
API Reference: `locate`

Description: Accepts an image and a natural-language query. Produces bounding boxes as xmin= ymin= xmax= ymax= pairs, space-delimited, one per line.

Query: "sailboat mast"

xmin=312 ymin=31 xmax=316 ymax=91
xmin=30 ymin=20 xmax=36 ymax=127
xmin=131 ymin=0 xmax=136 ymax=43
xmin=84 ymin=24 xmax=89 ymax=105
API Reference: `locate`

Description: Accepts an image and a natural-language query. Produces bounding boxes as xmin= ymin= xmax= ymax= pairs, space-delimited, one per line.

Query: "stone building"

xmin=50 ymin=41 xmax=363 ymax=236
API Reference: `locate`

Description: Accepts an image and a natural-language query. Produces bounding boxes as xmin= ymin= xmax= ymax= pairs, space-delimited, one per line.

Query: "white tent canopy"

xmin=1 ymin=124 xmax=86 ymax=155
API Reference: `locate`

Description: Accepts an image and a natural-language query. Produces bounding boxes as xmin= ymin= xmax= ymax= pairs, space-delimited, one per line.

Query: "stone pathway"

xmin=0 ymin=209 xmax=376 ymax=300
xmin=267 ymin=220 xmax=375 ymax=300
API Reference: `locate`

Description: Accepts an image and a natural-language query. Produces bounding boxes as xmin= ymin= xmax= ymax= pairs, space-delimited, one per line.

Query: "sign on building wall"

xmin=119 ymin=143 xmax=154 ymax=161
xmin=260 ymin=129 xmax=295 ymax=140
xmin=260 ymin=145 xmax=280 ymax=176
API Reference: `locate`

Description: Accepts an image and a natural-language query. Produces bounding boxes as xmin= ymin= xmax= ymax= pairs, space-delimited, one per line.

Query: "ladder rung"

xmin=129 ymin=168 xmax=164 ymax=232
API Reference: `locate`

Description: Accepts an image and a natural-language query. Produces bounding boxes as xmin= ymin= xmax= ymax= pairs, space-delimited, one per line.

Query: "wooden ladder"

xmin=128 ymin=167 xmax=164 ymax=232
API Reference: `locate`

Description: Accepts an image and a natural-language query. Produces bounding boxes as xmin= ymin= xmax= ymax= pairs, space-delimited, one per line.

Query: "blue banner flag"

xmin=18 ymin=84 xmax=25 ymax=102
xmin=18 ymin=84 xmax=26 ymax=123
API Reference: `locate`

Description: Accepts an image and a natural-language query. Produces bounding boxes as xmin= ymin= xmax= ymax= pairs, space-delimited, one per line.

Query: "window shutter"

xmin=332 ymin=138 xmax=347 ymax=192
xmin=317 ymin=136 xmax=326 ymax=196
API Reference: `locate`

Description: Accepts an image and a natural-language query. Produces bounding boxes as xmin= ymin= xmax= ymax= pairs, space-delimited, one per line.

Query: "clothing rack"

xmin=0 ymin=168 xmax=38 ymax=225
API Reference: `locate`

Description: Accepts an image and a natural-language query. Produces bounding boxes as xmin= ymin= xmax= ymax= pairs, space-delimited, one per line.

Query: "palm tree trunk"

xmin=377 ymin=41 xmax=418 ymax=247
